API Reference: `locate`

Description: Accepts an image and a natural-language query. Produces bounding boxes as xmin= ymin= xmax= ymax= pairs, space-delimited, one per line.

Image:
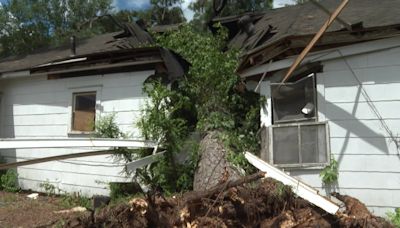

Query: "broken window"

xmin=270 ymin=75 xmax=316 ymax=123
xmin=72 ymin=92 xmax=96 ymax=132
xmin=271 ymin=122 xmax=329 ymax=166
xmin=268 ymin=74 xmax=329 ymax=167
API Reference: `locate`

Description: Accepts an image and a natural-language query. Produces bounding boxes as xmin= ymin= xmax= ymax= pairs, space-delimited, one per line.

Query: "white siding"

xmin=0 ymin=71 xmax=153 ymax=196
xmin=260 ymin=39 xmax=400 ymax=216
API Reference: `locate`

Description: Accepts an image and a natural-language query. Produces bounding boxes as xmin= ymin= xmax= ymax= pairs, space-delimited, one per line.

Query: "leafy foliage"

xmin=189 ymin=0 xmax=273 ymax=30
xmin=156 ymin=25 xmax=262 ymax=170
xmin=59 ymin=191 xmax=91 ymax=209
xmin=95 ymin=113 xmax=126 ymax=139
xmin=136 ymin=80 xmax=197 ymax=194
xmin=0 ymin=169 xmax=20 ymax=192
xmin=0 ymin=0 xmax=112 ymax=57
xmin=387 ymin=208 xmax=400 ymax=228
xmin=133 ymin=25 xmax=262 ymax=193
xmin=39 ymin=180 xmax=57 ymax=196
xmin=320 ymin=157 xmax=339 ymax=185
xmin=149 ymin=0 xmax=186 ymax=25
xmin=94 ymin=113 xmax=138 ymax=167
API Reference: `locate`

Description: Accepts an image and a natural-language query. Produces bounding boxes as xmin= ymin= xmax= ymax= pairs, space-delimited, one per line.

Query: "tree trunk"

xmin=193 ymin=131 xmax=241 ymax=191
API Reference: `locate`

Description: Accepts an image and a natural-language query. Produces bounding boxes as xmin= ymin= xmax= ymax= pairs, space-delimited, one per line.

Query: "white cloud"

xmin=273 ymin=0 xmax=294 ymax=8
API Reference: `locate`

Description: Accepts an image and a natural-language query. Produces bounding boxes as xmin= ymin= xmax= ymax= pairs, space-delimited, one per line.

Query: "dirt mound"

xmin=63 ymin=175 xmax=393 ymax=228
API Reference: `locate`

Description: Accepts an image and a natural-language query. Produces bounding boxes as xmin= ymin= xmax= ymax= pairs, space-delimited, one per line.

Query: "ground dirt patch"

xmin=0 ymin=191 xmax=86 ymax=228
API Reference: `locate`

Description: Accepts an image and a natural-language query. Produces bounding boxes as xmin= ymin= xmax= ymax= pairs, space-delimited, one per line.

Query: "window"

xmin=270 ymin=122 xmax=329 ymax=167
xmin=72 ymin=92 xmax=96 ymax=132
xmin=270 ymin=75 xmax=316 ymax=123
xmin=268 ymin=74 xmax=329 ymax=167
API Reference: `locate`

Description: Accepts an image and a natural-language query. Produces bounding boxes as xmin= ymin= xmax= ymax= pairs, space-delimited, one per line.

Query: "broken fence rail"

xmin=244 ymin=152 xmax=339 ymax=215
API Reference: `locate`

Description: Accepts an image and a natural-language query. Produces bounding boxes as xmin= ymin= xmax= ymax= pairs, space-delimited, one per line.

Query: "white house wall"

xmin=259 ymin=39 xmax=400 ymax=216
xmin=0 ymin=71 xmax=153 ymax=195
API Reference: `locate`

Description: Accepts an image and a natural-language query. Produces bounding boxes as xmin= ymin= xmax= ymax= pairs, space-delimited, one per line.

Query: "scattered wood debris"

xmin=61 ymin=174 xmax=393 ymax=228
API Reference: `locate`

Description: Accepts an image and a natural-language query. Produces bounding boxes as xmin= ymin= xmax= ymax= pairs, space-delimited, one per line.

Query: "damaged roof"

xmin=0 ymin=23 xmax=187 ymax=80
xmin=0 ymin=23 xmax=153 ymax=74
xmin=213 ymin=0 xmax=400 ymax=72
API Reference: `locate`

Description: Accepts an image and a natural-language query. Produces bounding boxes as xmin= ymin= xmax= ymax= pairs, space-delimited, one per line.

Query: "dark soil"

xmin=63 ymin=178 xmax=394 ymax=228
xmin=0 ymin=191 xmax=85 ymax=228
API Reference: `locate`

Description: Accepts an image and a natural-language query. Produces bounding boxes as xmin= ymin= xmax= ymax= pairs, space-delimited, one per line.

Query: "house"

xmin=215 ymin=0 xmax=400 ymax=216
xmin=0 ymin=22 xmax=187 ymax=196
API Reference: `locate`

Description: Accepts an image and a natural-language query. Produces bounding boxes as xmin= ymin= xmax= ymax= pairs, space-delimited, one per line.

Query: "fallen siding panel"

xmin=245 ymin=152 xmax=339 ymax=215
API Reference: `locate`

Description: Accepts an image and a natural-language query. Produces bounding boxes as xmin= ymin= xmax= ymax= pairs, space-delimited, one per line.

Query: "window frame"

xmin=268 ymin=121 xmax=331 ymax=169
xmin=270 ymin=74 xmax=318 ymax=124
xmin=67 ymin=86 xmax=102 ymax=135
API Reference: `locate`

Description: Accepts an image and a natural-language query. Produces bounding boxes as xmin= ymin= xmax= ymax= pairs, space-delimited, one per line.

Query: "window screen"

xmin=272 ymin=123 xmax=328 ymax=166
xmin=271 ymin=75 xmax=316 ymax=123
xmin=72 ymin=92 xmax=96 ymax=132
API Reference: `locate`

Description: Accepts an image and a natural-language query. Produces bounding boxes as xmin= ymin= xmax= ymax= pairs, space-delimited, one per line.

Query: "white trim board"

xmin=0 ymin=138 xmax=157 ymax=149
xmin=245 ymin=152 xmax=339 ymax=214
xmin=126 ymin=151 xmax=166 ymax=172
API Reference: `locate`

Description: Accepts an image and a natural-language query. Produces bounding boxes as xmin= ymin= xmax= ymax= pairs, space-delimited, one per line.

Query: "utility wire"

xmin=337 ymin=50 xmax=400 ymax=153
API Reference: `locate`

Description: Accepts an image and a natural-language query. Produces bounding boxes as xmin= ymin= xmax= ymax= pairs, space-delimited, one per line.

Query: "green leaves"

xmin=387 ymin=208 xmax=400 ymax=227
xmin=136 ymin=24 xmax=263 ymax=192
xmin=320 ymin=157 xmax=339 ymax=185
xmin=95 ymin=113 xmax=125 ymax=139
xmin=189 ymin=0 xmax=273 ymax=31
xmin=0 ymin=0 xmax=113 ymax=57
xmin=0 ymin=169 xmax=20 ymax=193
xmin=155 ymin=24 xmax=242 ymax=132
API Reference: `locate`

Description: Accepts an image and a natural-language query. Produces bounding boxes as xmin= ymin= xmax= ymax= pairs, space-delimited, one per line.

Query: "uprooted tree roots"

xmin=63 ymin=173 xmax=393 ymax=228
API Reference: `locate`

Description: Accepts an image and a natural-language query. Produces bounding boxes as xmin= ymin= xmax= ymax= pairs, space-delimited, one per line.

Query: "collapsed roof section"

xmin=212 ymin=0 xmax=400 ymax=76
xmin=0 ymin=22 xmax=188 ymax=82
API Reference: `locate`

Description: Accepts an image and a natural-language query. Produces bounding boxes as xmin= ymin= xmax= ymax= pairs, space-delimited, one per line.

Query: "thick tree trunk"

xmin=193 ymin=131 xmax=241 ymax=191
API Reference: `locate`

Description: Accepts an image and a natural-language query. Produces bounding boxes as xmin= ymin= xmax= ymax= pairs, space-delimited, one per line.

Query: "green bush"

xmin=39 ymin=180 xmax=57 ymax=196
xmin=387 ymin=208 xmax=400 ymax=227
xmin=320 ymin=157 xmax=339 ymax=185
xmin=95 ymin=113 xmax=138 ymax=169
xmin=109 ymin=182 xmax=142 ymax=200
xmin=60 ymin=191 xmax=91 ymax=209
xmin=0 ymin=169 xmax=20 ymax=192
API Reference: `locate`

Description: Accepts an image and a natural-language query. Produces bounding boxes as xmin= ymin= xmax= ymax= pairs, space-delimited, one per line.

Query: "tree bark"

xmin=193 ymin=131 xmax=242 ymax=191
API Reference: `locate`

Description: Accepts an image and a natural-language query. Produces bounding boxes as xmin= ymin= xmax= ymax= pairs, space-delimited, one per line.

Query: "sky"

xmin=113 ymin=0 xmax=295 ymax=20
xmin=0 ymin=0 xmax=295 ymax=20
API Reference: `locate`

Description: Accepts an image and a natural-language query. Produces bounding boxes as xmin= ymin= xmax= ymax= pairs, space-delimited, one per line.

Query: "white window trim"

xmin=268 ymin=121 xmax=331 ymax=169
xmin=67 ymin=85 xmax=102 ymax=135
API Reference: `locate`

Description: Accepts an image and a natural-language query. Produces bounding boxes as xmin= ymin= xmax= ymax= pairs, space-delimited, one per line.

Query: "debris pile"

xmin=63 ymin=172 xmax=393 ymax=228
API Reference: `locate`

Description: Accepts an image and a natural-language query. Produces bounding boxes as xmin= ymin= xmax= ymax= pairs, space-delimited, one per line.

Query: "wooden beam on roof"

xmin=33 ymin=59 xmax=163 ymax=76
xmin=0 ymin=138 xmax=157 ymax=149
xmin=247 ymin=40 xmax=291 ymax=68
xmin=281 ymin=0 xmax=349 ymax=83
